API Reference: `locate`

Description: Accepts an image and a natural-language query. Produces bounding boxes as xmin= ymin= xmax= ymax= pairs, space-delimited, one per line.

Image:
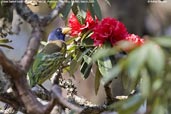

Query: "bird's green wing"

xmin=28 ymin=53 xmax=42 ymax=76
xmin=28 ymin=53 xmax=45 ymax=86
xmin=28 ymin=52 xmax=64 ymax=87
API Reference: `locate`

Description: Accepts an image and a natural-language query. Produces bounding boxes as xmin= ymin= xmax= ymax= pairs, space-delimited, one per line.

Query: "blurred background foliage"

xmin=0 ymin=0 xmax=171 ymax=114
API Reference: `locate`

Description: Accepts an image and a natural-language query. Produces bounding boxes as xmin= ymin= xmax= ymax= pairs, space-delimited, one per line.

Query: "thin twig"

xmin=104 ymin=81 xmax=113 ymax=104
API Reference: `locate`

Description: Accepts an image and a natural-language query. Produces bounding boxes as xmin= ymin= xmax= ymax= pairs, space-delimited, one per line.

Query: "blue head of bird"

xmin=47 ymin=27 xmax=71 ymax=42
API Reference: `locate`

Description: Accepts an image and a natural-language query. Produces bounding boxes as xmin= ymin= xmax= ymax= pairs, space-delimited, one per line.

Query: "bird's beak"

xmin=62 ymin=27 xmax=71 ymax=34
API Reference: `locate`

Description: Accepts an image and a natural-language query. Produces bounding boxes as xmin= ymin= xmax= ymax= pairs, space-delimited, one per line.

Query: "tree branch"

xmin=0 ymin=93 xmax=21 ymax=110
xmin=40 ymin=0 xmax=65 ymax=26
xmin=51 ymin=85 xmax=83 ymax=113
xmin=19 ymin=27 xmax=42 ymax=72
xmin=0 ymin=50 xmax=22 ymax=79
xmin=31 ymin=86 xmax=51 ymax=101
xmin=0 ymin=50 xmax=46 ymax=114
xmin=14 ymin=2 xmax=42 ymax=71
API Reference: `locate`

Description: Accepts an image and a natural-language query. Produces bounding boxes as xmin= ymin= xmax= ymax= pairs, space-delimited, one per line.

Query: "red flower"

xmin=125 ymin=34 xmax=144 ymax=46
xmin=84 ymin=11 xmax=98 ymax=30
xmin=68 ymin=11 xmax=97 ymax=37
xmin=91 ymin=17 xmax=128 ymax=46
xmin=117 ymin=34 xmax=144 ymax=52
xmin=68 ymin=13 xmax=83 ymax=36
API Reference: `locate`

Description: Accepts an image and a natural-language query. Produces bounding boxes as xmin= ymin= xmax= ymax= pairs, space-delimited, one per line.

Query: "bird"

xmin=28 ymin=27 xmax=70 ymax=87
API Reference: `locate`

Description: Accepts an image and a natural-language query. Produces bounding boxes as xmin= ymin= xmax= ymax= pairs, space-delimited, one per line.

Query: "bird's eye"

xmin=56 ymin=28 xmax=62 ymax=33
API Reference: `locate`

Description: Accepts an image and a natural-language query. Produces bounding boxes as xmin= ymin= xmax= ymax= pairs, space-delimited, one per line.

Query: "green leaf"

xmin=127 ymin=44 xmax=148 ymax=79
xmin=81 ymin=30 xmax=93 ymax=43
xmin=60 ymin=2 xmax=72 ymax=19
xmin=109 ymin=95 xmax=144 ymax=114
xmin=93 ymin=0 xmax=102 ymax=19
xmin=76 ymin=12 xmax=86 ymax=24
xmin=88 ymin=0 xmax=102 ymax=19
xmin=121 ymin=72 xmax=131 ymax=91
xmin=153 ymin=37 xmax=171 ymax=48
xmin=66 ymin=37 xmax=77 ymax=45
xmin=147 ymin=42 xmax=165 ymax=75
xmin=63 ymin=51 xmax=74 ymax=65
xmin=69 ymin=110 xmax=76 ymax=114
xmin=72 ymin=3 xmax=79 ymax=15
xmin=80 ymin=61 xmax=92 ymax=79
xmin=101 ymin=62 xmax=124 ymax=85
xmin=0 ymin=44 xmax=14 ymax=49
xmin=71 ymin=4 xmax=85 ymax=24
xmin=80 ymin=55 xmax=92 ymax=79
xmin=97 ymin=56 xmax=113 ymax=77
xmin=0 ymin=38 xmax=11 ymax=43
xmin=140 ymin=68 xmax=151 ymax=97
xmin=47 ymin=0 xmax=57 ymax=9
xmin=0 ymin=6 xmax=13 ymax=22
xmin=68 ymin=50 xmax=83 ymax=76
xmin=77 ymin=48 xmax=92 ymax=62
xmin=67 ymin=44 xmax=76 ymax=52
xmin=152 ymin=97 xmax=166 ymax=114
xmin=94 ymin=67 xmax=102 ymax=95
xmin=81 ymin=38 xmax=94 ymax=47
xmin=78 ymin=2 xmax=87 ymax=11
xmin=119 ymin=96 xmax=144 ymax=114
xmin=92 ymin=47 xmax=117 ymax=61
xmin=152 ymin=105 xmax=166 ymax=114
xmin=104 ymin=0 xmax=111 ymax=6
xmin=152 ymin=78 xmax=162 ymax=92
xmin=69 ymin=60 xmax=80 ymax=76
xmin=68 ymin=51 xmax=81 ymax=73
